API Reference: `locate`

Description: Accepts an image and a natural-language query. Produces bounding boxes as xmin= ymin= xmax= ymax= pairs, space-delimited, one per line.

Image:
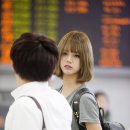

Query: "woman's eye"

xmin=75 ymin=54 xmax=80 ymax=58
xmin=62 ymin=52 xmax=67 ymax=55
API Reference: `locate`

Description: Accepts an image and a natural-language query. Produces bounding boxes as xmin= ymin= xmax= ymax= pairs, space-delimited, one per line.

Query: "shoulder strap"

xmin=72 ymin=88 xmax=105 ymax=130
xmin=27 ymin=96 xmax=46 ymax=130
xmin=73 ymin=88 xmax=94 ymax=117
xmin=72 ymin=88 xmax=94 ymax=130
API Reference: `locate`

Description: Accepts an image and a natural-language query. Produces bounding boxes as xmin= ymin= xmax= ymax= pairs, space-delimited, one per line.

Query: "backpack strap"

xmin=72 ymin=88 xmax=94 ymax=130
xmin=72 ymin=88 xmax=105 ymax=130
xmin=73 ymin=88 xmax=94 ymax=117
xmin=27 ymin=96 xmax=46 ymax=130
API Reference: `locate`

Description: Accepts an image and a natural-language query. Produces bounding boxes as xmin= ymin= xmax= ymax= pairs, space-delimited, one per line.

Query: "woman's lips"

xmin=64 ymin=65 xmax=72 ymax=69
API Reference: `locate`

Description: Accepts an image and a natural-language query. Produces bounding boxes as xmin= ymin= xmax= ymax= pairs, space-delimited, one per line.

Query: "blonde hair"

xmin=54 ymin=30 xmax=94 ymax=83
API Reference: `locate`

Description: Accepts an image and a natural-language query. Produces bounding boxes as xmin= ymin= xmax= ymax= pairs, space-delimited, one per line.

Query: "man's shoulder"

xmin=11 ymin=96 xmax=40 ymax=110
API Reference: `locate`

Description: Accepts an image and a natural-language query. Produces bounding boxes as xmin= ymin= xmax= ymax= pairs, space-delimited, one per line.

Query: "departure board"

xmin=0 ymin=0 xmax=130 ymax=68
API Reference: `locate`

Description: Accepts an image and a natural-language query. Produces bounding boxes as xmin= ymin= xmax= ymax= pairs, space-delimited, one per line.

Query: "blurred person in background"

xmin=95 ymin=91 xmax=112 ymax=122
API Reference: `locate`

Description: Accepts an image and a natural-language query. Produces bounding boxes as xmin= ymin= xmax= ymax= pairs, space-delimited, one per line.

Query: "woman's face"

xmin=60 ymin=50 xmax=80 ymax=77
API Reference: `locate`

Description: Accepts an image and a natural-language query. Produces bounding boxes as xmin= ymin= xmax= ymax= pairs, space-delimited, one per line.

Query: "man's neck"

xmin=15 ymin=74 xmax=29 ymax=86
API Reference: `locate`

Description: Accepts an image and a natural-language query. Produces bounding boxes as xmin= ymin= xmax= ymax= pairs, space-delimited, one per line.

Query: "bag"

xmin=72 ymin=88 xmax=125 ymax=130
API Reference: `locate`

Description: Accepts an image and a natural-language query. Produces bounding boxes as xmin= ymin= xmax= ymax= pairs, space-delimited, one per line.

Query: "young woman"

xmin=54 ymin=30 xmax=102 ymax=130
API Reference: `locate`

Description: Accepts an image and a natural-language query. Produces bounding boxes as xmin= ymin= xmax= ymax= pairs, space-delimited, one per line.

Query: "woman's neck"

xmin=62 ymin=74 xmax=81 ymax=97
xmin=63 ymin=77 xmax=78 ymax=88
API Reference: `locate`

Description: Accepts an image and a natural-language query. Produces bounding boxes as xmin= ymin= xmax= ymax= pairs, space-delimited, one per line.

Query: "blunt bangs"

xmin=60 ymin=32 xmax=85 ymax=54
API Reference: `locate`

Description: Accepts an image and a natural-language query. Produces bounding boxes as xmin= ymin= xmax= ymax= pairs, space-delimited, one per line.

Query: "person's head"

xmin=54 ymin=30 xmax=94 ymax=83
xmin=10 ymin=32 xmax=58 ymax=82
xmin=95 ymin=91 xmax=109 ymax=113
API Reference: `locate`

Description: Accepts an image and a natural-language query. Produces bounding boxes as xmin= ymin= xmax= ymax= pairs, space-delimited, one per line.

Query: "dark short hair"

xmin=10 ymin=32 xmax=58 ymax=81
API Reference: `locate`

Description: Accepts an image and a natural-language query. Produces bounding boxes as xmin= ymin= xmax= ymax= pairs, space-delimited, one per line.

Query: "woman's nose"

xmin=66 ymin=55 xmax=72 ymax=62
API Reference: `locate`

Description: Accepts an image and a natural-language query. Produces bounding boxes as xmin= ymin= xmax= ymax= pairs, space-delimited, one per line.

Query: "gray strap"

xmin=27 ymin=96 xmax=46 ymax=130
xmin=73 ymin=87 xmax=94 ymax=114
xmin=72 ymin=88 xmax=94 ymax=130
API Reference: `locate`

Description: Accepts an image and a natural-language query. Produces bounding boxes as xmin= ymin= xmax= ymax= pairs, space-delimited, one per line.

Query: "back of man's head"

xmin=10 ymin=32 xmax=58 ymax=82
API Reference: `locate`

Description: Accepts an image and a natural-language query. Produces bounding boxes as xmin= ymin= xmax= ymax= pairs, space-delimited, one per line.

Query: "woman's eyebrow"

xmin=63 ymin=49 xmax=68 ymax=52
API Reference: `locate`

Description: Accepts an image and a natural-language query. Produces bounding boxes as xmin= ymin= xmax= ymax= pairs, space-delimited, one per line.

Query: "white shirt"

xmin=5 ymin=81 xmax=72 ymax=130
